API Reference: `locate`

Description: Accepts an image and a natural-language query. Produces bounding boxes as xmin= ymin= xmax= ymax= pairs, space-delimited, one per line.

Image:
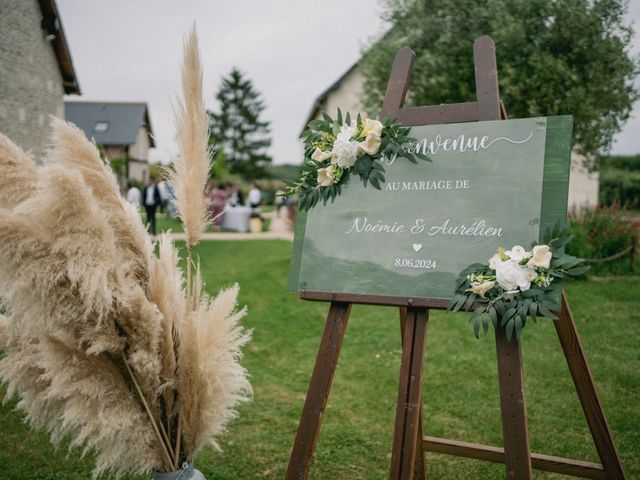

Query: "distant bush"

xmin=599 ymin=155 xmax=640 ymax=208
xmin=567 ymin=206 xmax=638 ymax=275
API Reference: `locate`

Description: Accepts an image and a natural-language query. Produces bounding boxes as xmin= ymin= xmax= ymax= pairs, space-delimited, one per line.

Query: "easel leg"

xmin=399 ymin=307 xmax=427 ymax=480
xmin=285 ymin=301 xmax=352 ymax=480
xmin=390 ymin=307 xmax=429 ymax=480
xmin=555 ymin=291 xmax=626 ymax=479
xmin=495 ymin=327 xmax=533 ymax=479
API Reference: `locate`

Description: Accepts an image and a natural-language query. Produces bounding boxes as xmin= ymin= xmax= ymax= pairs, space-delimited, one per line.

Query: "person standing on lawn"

xmin=248 ymin=182 xmax=261 ymax=209
xmin=126 ymin=182 xmax=141 ymax=208
xmin=208 ymin=182 xmax=227 ymax=227
xmin=143 ymin=177 xmax=162 ymax=235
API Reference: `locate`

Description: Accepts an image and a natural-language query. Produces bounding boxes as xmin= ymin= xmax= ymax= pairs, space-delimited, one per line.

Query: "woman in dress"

xmin=208 ymin=182 xmax=227 ymax=227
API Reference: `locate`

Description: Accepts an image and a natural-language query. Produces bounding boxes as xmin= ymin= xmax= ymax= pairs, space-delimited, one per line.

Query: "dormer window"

xmin=94 ymin=121 xmax=109 ymax=132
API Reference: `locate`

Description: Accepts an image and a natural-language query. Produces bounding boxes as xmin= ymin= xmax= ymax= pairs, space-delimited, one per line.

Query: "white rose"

xmin=311 ymin=148 xmax=331 ymax=162
xmin=505 ymin=245 xmax=531 ymax=262
xmin=316 ymin=167 xmax=334 ymax=187
xmin=467 ymin=280 xmax=495 ymax=298
xmin=330 ymin=138 xmax=358 ymax=168
xmin=496 ymin=259 xmax=532 ymax=292
xmin=527 ymin=244 xmax=552 ymax=269
xmin=336 ymin=122 xmax=358 ymax=142
xmin=488 ymin=253 xmax=504 ymax=270
xmin=358 ymin=134 xmax=382 ymax=155
xmin=361 ymin=118 xmax=383 ymax=138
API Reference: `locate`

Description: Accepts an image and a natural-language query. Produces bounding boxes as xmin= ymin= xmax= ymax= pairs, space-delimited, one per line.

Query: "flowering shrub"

xmin=567 ymin=206 xmax=638 ymax=275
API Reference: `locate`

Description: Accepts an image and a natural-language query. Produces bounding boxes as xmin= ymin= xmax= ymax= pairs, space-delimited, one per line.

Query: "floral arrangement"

xmin=448 ymin=222 xmax=589 ymax=340
xmin=0 ymin=28 xmax=250 ymax=479
xmin=285 ymin=109 xmax=429 ymax=210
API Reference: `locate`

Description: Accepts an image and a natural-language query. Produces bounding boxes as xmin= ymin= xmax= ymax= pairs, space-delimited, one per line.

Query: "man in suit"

xmin=142 ymin=177 xmax=162 ymax=235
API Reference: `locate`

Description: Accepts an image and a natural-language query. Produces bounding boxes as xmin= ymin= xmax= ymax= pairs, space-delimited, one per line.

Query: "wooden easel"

xmin=285 ymin=36 xmax=626 ymax=480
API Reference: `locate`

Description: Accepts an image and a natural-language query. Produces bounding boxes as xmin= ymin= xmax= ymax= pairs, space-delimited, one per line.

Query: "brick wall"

xmin=0 ymin=0 xmax=65 ymax=160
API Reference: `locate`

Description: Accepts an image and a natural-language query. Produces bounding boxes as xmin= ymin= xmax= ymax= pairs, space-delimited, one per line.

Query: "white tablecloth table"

xmin=220 ymin=206 xmax=252 ymax=232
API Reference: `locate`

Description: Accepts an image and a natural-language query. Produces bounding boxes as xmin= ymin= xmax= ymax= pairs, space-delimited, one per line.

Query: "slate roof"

xmin=64 ymin=101 xmax=155 ymax=147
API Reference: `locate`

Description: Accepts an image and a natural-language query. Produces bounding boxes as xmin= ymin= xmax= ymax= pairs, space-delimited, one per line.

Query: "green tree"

xmin=361 ymin=0 xmax=639 ymax=167
xmin=208 ymin=68 xmax=272 ymax=180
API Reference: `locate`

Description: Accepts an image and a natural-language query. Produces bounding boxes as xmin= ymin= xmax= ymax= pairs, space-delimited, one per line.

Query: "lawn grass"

xmin=1 ymin=240 xmax=638 ymax=479
xmin=153 ymin=212 xmax=272 ymax=234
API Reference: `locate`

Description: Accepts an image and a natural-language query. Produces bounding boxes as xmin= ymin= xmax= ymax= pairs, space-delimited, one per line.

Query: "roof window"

xmin=94 ymin=121 xmax=109 ymax=133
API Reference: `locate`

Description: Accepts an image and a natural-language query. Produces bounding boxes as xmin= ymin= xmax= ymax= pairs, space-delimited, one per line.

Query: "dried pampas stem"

xmin=174 ymin=414 xmax=183 ymax=469
xmin=121 ymin=352 xmax=174 ymax=469
xmin=169 ymin=25 xmax=212 ymax=249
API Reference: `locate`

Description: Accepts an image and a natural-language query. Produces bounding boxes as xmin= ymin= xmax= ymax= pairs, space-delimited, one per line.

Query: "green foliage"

xmin=287 ymin=109 xmax=430 ymax=211
xmin=2 ymin=241 xmax=639 ymax=479
xmin=108 ymin=156 xmax=127 ymax=178
xmin=599 ymin=155 xmax=640 ymax=207
xmin=567 ymin=206 xmax=638 ymax=275
xmin=208 ymin=68 xmax=272 ymax=181
xmin=361 ymin=0 xmax=639 ymax=165
xmin=265 ymin=163 xmax=302 ymax=183
xmin=210 ymin=149 xmax=230 ymax=180
xmin=449 ymin=221 xmax=588 ymax=340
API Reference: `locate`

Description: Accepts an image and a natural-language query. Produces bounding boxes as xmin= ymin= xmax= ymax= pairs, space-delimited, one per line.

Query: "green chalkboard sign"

xmin=289 ymin=116 xmax=573 ymax=301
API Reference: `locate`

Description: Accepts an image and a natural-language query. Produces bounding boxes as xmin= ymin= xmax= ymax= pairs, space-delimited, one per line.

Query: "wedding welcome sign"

xmin=289 ymin=116 xmax=573 ymax=300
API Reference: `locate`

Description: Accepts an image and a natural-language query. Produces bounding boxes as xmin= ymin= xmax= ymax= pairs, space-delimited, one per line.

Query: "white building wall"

xmin=568 ymin=152 xmax=599 ymax=210
xmin=128 ymin=159 xmax=148 ymax=184
xmin=316 ymin=70 xmax=368 ymax=120
xmin=129 ymin=126 xmax=150 ymax=161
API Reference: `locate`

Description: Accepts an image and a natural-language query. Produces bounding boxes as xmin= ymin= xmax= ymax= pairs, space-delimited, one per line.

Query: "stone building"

xmin=305 ymin=62 xmax=599 ymax=209
xmin=0 ymin=0 xmax=80 ymax=158
xmin=65 ymin=101 xmax=155 ymax=185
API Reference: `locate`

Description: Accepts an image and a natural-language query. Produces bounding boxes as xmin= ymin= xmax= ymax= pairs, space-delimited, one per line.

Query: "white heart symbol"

xmin=412 ymin=243 xmax=422 ymax=252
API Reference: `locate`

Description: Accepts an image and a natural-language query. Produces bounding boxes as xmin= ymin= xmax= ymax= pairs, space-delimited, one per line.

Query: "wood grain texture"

xmin=475 ymin=33 xmax=534 ymax=480
xmin=395 ymin=102 xmax=479 ymax=125
xmin=300 ymin=290 xmax=450 ymax=310
xmin=380 ymin=47 xmax=416 ymax=118
xmin=554 ymin=291 xmax=627 ymax=479
xmin=494 ymin=328 xmax=533 ymax=479
xmin=399 ymin=308 xmax=426 ymax=480
xmin=390 ymin=307 xmax=429 ymax=480
xmin=423 ymin=436 xmax=607 ymax=479
xmin=473 ymin=35 xmax=501 ymax=121
xmin=285 ymin=302 xmax=352 ymax=480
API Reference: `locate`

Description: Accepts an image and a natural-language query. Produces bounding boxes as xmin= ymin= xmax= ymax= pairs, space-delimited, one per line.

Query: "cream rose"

xmin=505 ymin=245 xmax=531 ymax=262
xmin=361 ymin=118 xmax=383 ymax=138
xmin=330 ymin=138 xmax=358 ymax=168
xmin=316 ymin=167 xmax=334 ymax=187
xmin=467 ymin=280 xmax=495 ymax=298
xmin=527 ymin=244 xmax=552 ymax=269
xmin=311 ymin=148 xmax=331 ymax=162
xmin=336 ymin=122 xmax=358 ymax=142
xmin=358 ymin=134 xmax=382 ymax=155
xmin=496 ymin=259 xmax=532 ymax=292
xmin=489 ymin=253 xmax=503 ymax=270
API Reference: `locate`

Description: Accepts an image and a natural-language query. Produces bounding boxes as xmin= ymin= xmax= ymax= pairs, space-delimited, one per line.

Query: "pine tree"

xmin=208 ymin=68 xmax=272 ymax=180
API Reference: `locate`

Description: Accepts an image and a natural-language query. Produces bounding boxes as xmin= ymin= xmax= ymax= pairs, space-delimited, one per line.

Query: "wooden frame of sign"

xmin=285 ymin=36 xmax=626 ymax=480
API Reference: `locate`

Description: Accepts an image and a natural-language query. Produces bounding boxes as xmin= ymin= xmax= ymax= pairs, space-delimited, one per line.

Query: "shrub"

xmin=567 ymin=206 xmax=638 ymax=276
xmin=598 ymin=155 xmax=640 ymax=208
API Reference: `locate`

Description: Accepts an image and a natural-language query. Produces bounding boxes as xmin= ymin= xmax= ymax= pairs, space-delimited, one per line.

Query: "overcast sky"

xmin=58 ymin=0 xmax=639 ymax=165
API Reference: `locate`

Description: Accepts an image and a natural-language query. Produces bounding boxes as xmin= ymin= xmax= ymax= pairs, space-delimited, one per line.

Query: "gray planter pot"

xmin=152 ymin=463 xmax=206 ymax=480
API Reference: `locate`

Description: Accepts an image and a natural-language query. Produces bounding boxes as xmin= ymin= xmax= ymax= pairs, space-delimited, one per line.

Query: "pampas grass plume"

xmin=0 ymin=26 xmax=251 ymax=479
xmin=169 ymin=26 xmax=212 ymax=248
